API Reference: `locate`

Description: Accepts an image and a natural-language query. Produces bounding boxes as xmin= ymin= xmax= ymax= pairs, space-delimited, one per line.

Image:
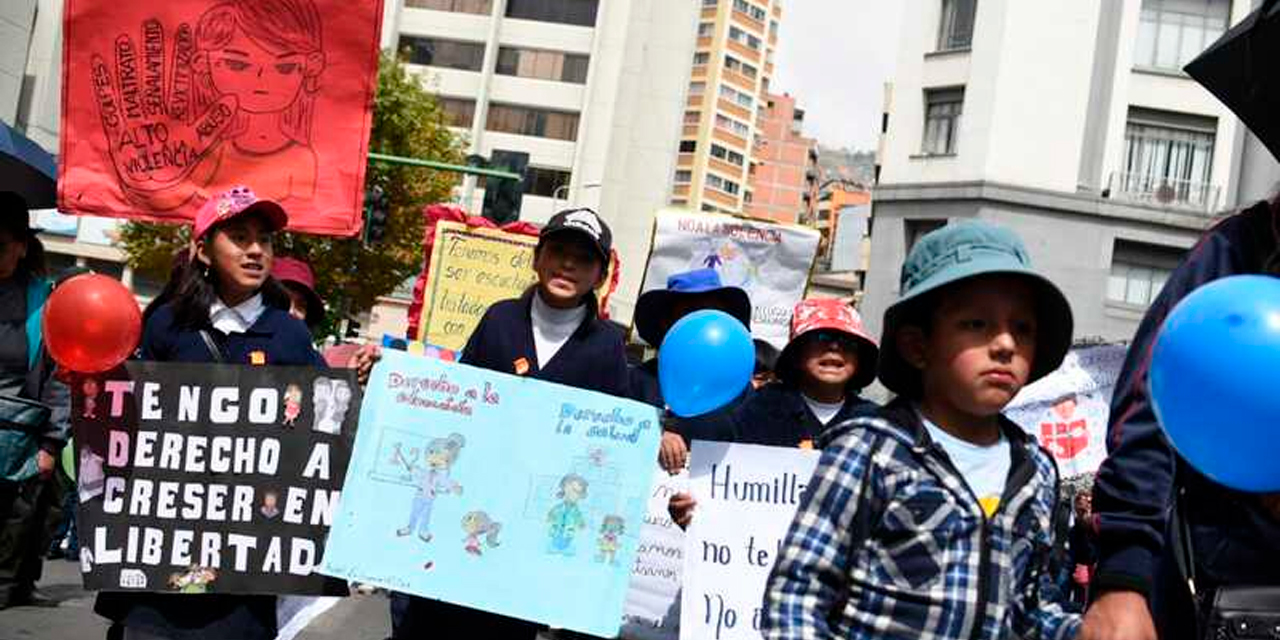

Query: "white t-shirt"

xmin=802 ymin=394 xmax=845 ymax=426
xmin=530 ymin=291 xmax=587 ymax=368
xmin=919 ymin=410 xmax=1011 ymax=518
xmin=209 ymin=293 xmax=265 ymax=334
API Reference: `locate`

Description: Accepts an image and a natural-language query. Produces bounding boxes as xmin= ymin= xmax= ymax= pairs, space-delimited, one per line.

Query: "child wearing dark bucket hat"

xmin=631 ymin=268 xmax=753 ymax=474
xmin=763 ymin=220 xmax=1080 ymax=640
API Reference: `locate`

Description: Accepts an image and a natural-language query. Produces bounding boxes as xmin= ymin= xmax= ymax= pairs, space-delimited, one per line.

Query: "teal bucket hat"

xmin=878 ymin=220 xmax=1074 ymax=398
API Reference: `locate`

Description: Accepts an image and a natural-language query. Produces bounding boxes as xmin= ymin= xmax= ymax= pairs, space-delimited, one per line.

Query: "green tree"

xmin=119 ymin=52 xmax=464 ymax=338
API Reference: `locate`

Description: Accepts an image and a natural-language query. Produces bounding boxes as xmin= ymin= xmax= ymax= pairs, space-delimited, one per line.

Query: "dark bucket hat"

xmin=878 ymin=220 xmax=1074 ymax=398
xmin=634 ymin=268 xmax=752 ymax=346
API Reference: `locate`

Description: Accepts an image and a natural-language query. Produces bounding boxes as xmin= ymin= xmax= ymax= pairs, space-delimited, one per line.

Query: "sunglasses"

xmin=809 ymin=330 xmax=859 ymax=351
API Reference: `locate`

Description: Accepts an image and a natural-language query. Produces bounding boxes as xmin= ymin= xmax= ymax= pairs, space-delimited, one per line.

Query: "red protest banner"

xmin=58 ymin=0 xmax=383 ymax=236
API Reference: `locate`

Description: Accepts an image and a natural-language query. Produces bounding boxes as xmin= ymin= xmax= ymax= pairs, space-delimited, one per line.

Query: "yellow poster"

xmin=416 ymin=222 xmax=540 ymax=351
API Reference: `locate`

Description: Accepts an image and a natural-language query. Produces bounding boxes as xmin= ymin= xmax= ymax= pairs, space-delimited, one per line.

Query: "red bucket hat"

xmin=193 ymin=185 xmax=287 ymax=240
xmin=776 ymin=298 xmax=880 ymax=391
xmin=272 ymin=257 xmax=325 ymax=325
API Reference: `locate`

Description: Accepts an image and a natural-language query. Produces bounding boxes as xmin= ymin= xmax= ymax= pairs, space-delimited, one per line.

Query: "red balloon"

xmin=42 ymin=274 xmax=142 ymax=373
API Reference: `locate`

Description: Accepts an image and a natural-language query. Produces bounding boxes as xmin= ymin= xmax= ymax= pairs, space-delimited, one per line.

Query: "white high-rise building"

xmin=377 ymin=0 xmax=699 ymax=326
xmin=865 ymin=0 xmax=1280 ymax=346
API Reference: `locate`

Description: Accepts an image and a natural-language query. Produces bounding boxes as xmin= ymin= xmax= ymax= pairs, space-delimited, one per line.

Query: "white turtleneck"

xmin=531 ymin=291 xmax=587 ymax=368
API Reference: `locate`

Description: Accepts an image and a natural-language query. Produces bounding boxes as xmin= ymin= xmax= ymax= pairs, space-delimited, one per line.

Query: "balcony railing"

xmin=1108 ymin=172 xmax=1221 ymax=215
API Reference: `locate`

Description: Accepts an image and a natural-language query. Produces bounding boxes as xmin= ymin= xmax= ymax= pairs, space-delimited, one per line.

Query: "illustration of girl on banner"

xmin=89 ymin=0 xmax=326 ymax=211
xmin=546 ymin=473 xmax=589 ymax=556
xmin=395 ymin=434 xmax=465 ymax=543
xmin=192 ymin=0 xmax=326 ymax=201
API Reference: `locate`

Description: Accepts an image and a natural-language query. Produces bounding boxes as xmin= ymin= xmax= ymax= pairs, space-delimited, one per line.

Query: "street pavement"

xmin=0 ymin=558 xmax=392 ymax=640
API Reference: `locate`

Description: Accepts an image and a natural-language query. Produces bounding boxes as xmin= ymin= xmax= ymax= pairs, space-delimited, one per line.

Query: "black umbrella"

xmin=0 ymin=121 xmax=56 ymax=209
xmin=1185 ymin=0 xmax=1280 ymax=161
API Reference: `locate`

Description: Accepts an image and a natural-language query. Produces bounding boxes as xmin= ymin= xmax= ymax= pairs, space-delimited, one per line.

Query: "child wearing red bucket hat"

xmin=272 ymin=257 xmax=326 ymax=330
xmin=667 ymin=298 xmax=879 ymax=528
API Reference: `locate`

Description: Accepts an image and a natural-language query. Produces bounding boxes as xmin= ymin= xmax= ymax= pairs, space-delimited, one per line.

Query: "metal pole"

xmin=368 ymin=152 xmax=521 ymax=180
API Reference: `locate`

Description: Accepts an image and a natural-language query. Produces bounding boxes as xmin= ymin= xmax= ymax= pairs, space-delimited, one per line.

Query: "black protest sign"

xmin=71 ymin=362 xmax=358 ymax=595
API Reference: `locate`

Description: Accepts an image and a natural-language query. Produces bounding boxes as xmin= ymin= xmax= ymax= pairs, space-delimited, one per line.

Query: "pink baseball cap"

xmin=777 ymin=298 xmax=880 ymax=390
xmin=193 ymin=186 xmax=287 ymax=240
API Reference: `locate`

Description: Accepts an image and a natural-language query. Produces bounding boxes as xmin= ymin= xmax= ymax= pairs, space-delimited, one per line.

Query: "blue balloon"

xmin=658 ymin=310 xmax=754 ymax=418
xmin=1150 ymin=275 xmax=1280 ymax=492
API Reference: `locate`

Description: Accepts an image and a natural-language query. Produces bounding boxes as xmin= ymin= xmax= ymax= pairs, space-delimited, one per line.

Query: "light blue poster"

xmin=320 ymin=350 xmax=662 ymax=636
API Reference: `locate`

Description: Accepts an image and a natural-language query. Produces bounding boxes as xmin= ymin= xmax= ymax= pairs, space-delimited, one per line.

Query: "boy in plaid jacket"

xmin=763 ymin=221 xmax=1081 ymax=640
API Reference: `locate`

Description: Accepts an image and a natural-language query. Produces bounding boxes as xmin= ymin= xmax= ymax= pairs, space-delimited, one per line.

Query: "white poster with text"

xmin=680 ymin=441 xmax=819 ymax=640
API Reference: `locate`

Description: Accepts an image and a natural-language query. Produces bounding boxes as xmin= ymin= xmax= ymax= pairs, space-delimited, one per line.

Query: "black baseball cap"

xmin=539 ymin=208 xmax=612 ymax=264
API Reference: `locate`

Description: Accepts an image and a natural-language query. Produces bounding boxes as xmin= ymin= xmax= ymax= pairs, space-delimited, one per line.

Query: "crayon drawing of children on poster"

xmin=547 ymin=473 xmax=589 ymax=557
xmin=90 ymin=0 xmax=325 ymax=211
xmin=394 ymin=434 xmax=465 ymax=543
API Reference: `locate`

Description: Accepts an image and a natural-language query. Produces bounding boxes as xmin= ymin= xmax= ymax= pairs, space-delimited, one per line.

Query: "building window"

xmin=698 ymin=22 xmax=715 ymax=37
xmin=1108 ymin=240 xmax=1184 ymax=308
xmin=923 ymin=87 xmax=963 ymax=155
xmin=1119 ymin=107 xmax=1217 ymax=208
xmin=486 ymin=103 xmax=580 ymax=141
xmin=719 ymin=84 xmax=754 ymax=109
xmin=710 ymin=143 xmax=744 ymax=166
xmin=937 ymin=0 xmax=977 ymax=51
xmin=679 ymin=140 xmax=697 ymax=153
xmin=505 ymin=0 xmax=598 ymax=27
xmin=733 ymin=0 xmax=766 ymax=22
xmin=724 ymin=56 xmax=757 ymax=79
xmin=496 ymin=47 xmax=590 ymax=83
xmin=399 ymin=36 xmax=486 ymax=71
xmin=693 ymin=52 xmax=711 ymax=65
xmin=683 ymin=110 xmax=701 ymax=124
xmin=770 ymin=20 xmax=779 ymax=40
xmin=1135 ymin=0 xmax=1230 ymax=71
xmin=706 ymin=173 xmax=740 ymax=195
xmin=715 ymin=114 xmax=751 ymax=138
xmin=689 ymin=82 xmax=706 ymax=95
xmin=728 ymin=26 xmax=762 ymax=51
xmin=905 ymin=219 xmax=947 ymax=251
xmin=674 ymin=170 xmax=693 ymax=183
xmin=702 ymin=0 xmax=717 ymax=6
xmin=524 ymin=167 xmax=572 ymax=197
xmin=406 ymin=0 xmax=491 ymax=14
xmin=438 ymin=97 xmax=476 ymax=127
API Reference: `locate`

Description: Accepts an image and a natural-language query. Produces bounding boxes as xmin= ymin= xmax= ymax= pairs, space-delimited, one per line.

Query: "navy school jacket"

xmin=1093 ymin=201 xmax=1280 ymax=603
xmin=733 ymin=382 xmax=878 ymax=449
xmin=460 ymin=290 xmax=630 ymax=398
xmin=95 ymin=301 xmax=327 ymax=638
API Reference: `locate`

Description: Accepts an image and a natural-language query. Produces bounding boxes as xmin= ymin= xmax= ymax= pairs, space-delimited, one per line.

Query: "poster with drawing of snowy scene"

xmin=320 ymin=350 xmax=662 ymax=636
xmin=640 ymin=209 xmax=821 ymax=349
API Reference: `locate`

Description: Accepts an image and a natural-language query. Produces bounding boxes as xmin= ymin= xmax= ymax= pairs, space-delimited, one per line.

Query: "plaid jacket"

xmin=763 ymin=400 xmax=1080 ymax=640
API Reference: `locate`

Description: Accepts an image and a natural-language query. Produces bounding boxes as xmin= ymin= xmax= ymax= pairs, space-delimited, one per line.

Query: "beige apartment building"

xmin=671 ymin=0 xmax=781 ymax=215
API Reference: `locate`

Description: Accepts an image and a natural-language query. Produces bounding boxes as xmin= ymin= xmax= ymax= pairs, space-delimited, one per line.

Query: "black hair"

xmin=19 ymin=235 xmax=46 ymax=279
xmin=753 ymin=339 xmax=779 ymax=375
xmin=168 ymin=260 xmax=291 ymax=329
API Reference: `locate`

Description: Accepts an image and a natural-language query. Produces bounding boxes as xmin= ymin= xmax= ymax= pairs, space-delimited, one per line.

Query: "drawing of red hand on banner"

xmin=92 ymin=19 xmax=235 ymax=211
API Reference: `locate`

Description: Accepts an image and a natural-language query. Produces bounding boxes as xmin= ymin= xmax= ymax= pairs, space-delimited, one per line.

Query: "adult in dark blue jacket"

xmin=630 ymin=269 xmax=754 ymax=472
xmin=1086 ymin=200 xmax=1280 ymax=640
xmin=95 ymin=186 xmax=326 ymax=640
xmin=392 ymin=207 xmax=628 ymax=639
